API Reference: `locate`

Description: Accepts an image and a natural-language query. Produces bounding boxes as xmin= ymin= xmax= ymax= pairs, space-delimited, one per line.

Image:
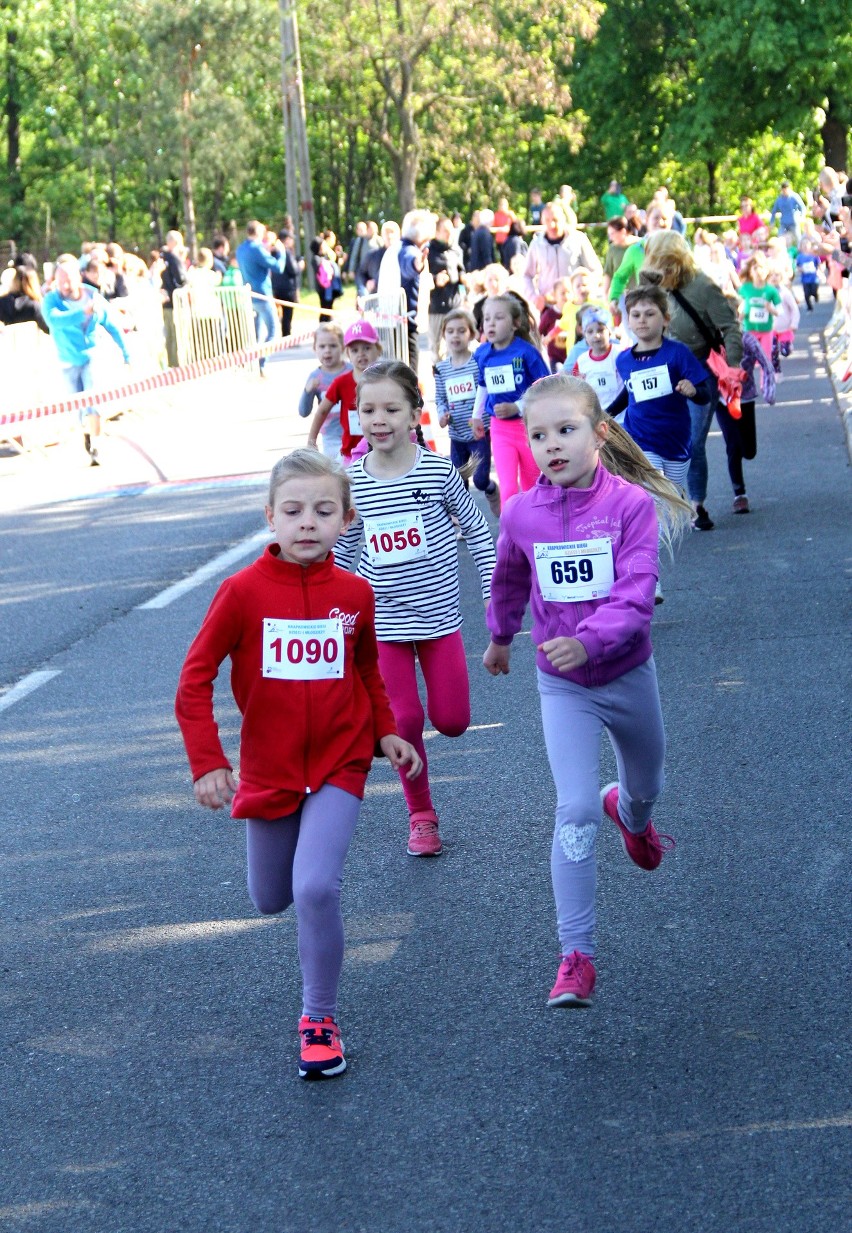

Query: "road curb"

xmin=821 ymin=305 xmax=852 ymax=463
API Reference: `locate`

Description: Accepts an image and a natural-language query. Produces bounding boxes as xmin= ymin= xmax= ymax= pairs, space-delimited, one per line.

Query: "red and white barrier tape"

xmin=0 ymin=326 xmax=318 ymax=430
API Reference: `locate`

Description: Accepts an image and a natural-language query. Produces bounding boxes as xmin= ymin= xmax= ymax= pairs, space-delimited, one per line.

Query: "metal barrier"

xmin=172 ymin=284 xmax=259 ymax=374
xmin=361 ymin=290 xmax=409 ymax=365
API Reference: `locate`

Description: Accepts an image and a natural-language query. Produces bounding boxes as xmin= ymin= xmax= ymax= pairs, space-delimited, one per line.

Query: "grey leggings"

xmin=537 ymin=659 xmax=665 ymax=958
xmin=245 ymin=784 xmax=360 ymax=1018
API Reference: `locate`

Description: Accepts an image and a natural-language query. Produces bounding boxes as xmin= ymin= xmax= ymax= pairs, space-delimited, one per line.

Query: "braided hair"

xmin=356 ymin=358 xmax=427 ymax=448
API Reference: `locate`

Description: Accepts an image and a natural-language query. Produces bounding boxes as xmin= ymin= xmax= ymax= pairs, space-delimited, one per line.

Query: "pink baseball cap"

xmin=343 ymin=319 xmax=379 ymax=346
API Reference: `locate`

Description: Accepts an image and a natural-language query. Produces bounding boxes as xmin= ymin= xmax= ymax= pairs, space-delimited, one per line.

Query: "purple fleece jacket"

xmin=487 ymin=463 xmax=658 ymax=687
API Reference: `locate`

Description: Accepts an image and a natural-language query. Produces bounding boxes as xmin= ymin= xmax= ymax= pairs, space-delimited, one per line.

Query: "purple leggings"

xmin=378 ymin=633 xmax=470 ymax=815
xmin=245 ymin=784 xmax=360 ymax=1018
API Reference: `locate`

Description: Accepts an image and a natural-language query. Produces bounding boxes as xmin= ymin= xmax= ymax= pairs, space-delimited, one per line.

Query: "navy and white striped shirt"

xmin=434 ymin=355 xmax=481 ymax=442
xmin=334 ymin=448 xmax=496 ymax=641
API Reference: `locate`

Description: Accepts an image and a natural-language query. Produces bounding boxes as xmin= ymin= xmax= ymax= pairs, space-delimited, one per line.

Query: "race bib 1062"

xmin=363 ymin=511 xmax=428 ymax=565
xmin=533 ymin=539 xmax=615 ymax=603
xmin=445 ymin=373 xmax=476 ymax=406
xmin=262 ymin=618 xmax=344 ymax=680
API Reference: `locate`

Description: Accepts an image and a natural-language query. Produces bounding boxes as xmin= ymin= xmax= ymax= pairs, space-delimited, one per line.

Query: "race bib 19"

xmin=484 ymin=364 xmax=516 ymax=395
xmin=262 ymin=618 xmax=344 ymax=680
xmin=630 ymin=364 xmax=673 ymax=403
xmin=445 ymin=373 xmax=476 ymax=406
xmin=533 ymin=539 xmax=615 ymax=603
xmin=363 ymin=511 xmax=428 ymax=565
xmin=588 ymin=369 xmax=620 ymax=401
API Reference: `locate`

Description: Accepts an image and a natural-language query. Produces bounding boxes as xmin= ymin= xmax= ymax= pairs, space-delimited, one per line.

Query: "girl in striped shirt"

xmin=335 ymin=360 xmax=496 ymax=857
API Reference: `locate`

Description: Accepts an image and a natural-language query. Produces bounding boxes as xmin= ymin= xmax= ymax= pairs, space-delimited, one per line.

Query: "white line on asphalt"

xmin=137 ymin=527 xmax=270 ymax=610
xmin=0 ymin=669 xmax=62 ymax=714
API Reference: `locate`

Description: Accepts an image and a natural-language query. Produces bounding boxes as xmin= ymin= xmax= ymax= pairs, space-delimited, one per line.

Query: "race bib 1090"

xmin=533 ymin=539 xmax=615 ymax=603
xmin=262 ymin=618 xmax=344 ymax=680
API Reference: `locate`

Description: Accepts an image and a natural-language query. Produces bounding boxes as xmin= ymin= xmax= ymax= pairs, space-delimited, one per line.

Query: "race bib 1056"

xmin=262 ymin=618 xmax=344 ymax=680
xmin=533 ymin=539 xmax=615 ymax=602
xmin=363 ymin=511 xmax=428 ymax=565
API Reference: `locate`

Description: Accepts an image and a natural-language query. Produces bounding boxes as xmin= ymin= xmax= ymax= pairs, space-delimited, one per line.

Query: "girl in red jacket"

xmin=176 ymin=449 xmax=420 ymax=1081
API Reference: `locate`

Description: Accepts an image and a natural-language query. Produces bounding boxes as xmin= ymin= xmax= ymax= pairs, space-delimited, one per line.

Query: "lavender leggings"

xmin=245 ymin=784 xmax=360 ymax=1018
xmin=537 ymin=659 xmax=665 ymax=958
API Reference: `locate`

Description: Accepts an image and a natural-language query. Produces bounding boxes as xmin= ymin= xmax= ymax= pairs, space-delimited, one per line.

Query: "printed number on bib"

xmin=631 ymin=363 xmax=673 ymax=402
xmin=446 ymin=374 xmax=476 ymax=406
xmin=534 ymin=539 xmax=615 ymax=603
xmin=262 ymin=618 xmax=344 ymax=680
xmin=750 ymin=301 xmax=769 ymax=324
xmin=348 ymin=408 xmax=362 ymax=435
xmin=590 ymin=370 xmax=618 ymax=400
xmin=484 ymin=364 xmax=516 ymax=395
xmin=364 ymin=511 xmax=428 ymax=565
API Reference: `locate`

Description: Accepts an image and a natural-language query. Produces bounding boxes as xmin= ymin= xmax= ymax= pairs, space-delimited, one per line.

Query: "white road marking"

xmin=0 ymin=669 xmax=62 ymax=714
xmin=137 ymin=527 xmax=270 ymax=610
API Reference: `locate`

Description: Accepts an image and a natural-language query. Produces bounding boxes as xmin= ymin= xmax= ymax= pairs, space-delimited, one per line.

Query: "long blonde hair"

xmin=524 ymin=375 xmax=693 ymax=551
xmin=643 ymin=230 xmax=697 ymax=290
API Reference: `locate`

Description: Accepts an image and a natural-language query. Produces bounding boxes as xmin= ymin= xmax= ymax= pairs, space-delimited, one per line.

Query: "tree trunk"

xmin=706 ymin=159 xmax=716 ymax=213
xmin=180 ymin=90 xmax=198 ymax=260
xmin=822 ymin=103 xmax=849 ymax=174
xmin=149 ymin=196 xmax=163 ymax=248
xmin=6 ymin=23 xmax=24 ymax=243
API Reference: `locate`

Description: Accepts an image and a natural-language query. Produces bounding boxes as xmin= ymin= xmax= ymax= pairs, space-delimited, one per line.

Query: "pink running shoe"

xmin=548 ymin=950 xmax=596 ymax=1008
xmin=600 ymin=783 xmax=675 ymax=871
xmin=407 ymin=811 xmax=443 ymax=857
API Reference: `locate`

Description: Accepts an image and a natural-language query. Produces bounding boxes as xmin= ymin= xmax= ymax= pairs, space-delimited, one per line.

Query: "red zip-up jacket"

xmin=175 ymin=545 xmax=397 ymax=820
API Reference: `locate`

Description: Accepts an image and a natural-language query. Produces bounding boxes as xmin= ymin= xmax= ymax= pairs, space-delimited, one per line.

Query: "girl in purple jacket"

xmin=483 ymin=374 xmax=692 ymax=1009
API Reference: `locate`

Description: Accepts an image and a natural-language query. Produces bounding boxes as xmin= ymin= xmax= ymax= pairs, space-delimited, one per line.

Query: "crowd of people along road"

xmin=170 ymin=170 xmax=852 ymax=1081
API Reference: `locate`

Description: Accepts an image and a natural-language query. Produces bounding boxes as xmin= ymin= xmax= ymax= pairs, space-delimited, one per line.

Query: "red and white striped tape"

xmin=0 ymin=326 xmax=318 ymax=430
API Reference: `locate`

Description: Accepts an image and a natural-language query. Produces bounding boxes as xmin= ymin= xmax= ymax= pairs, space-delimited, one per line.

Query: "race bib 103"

xmin=262 ymin=618 xmax=344 ymax=680
xmin=533 ymin=539 xmax=615 ymax=602
xmin=484 ymin=364 xmax=516 ymax=395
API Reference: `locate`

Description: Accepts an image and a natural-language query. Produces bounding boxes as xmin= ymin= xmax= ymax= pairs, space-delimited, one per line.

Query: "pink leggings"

xmin=490 ymin=417 xmax=539 ymax=500
xmin=378 ymin=632 xmax=470 ymax=815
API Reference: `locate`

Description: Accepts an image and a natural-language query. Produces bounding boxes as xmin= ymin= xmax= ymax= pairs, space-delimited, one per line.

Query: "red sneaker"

xmin=601 ymin=783 xmax=675 ymax=871
xmin=407 ymin=811 xmax=442 ymax=857
xmin=298 ymin=1015 xmax=346 ymax=1080
xmin=548 ymin=950 xmax=596 ymax=1008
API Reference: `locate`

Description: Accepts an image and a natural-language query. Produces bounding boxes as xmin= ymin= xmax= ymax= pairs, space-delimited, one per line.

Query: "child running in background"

xmin=571 ymin=309 xmax=625 ymax=417
xmin=306 ymin=320 xmax=382 ymax=464
xmin=737 ymin=255 xmax=781 ymax=359
xmin=723 ymin=330 xmax=776 ymax=515
xmin=298 ymin=322 xmax=349 ymax=462
xmin=175 ymin=450 xmax=420 ymax=1081
xmin=335 ymin=360 xmax=496 ymax=858
xmin=767 ymin=266 xmax=799 ymax=370
xmin=795 ymin=239 xmax=821 ymax=311
xmin=434 ymin=307 xmax=501 ymax=516
xmin=471 ymin=294 xmax=550 ymax=502
xmin=483 ymin=375 xmax=692 ymax=1008
xmin=557 ymin=268 xmax=605 ymax=351
xmin=540 ymin=277 xmax=572 ymax=371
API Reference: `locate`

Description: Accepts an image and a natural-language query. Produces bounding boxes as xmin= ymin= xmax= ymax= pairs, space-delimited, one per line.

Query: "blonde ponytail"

xmin=524 ymin=375 xmax=694 ymax=552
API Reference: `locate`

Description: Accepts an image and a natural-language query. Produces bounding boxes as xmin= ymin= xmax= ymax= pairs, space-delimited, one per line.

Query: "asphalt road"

xmin=1 ymin=307 xmax=850 ymax=1232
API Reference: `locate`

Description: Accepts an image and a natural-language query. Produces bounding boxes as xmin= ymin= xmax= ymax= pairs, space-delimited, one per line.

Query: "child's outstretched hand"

xmin=380 ymin=734 xmax=423 ymax=780
xmin=675 ymin=379 xmax=697 ymax=399
xmin=539 ymin=636 xmax=589 ymax=673
xmin=439 ymin=411 xmax=451 ymax=428
xmin=483 ymin=641 xmax=511 ymax=675
xmin=194 ymin=768 xmax=237 ymax=810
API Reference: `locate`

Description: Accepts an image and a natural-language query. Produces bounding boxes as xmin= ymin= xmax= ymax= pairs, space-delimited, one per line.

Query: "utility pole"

xmin=279 ymin=0 xmax=316 ymax=285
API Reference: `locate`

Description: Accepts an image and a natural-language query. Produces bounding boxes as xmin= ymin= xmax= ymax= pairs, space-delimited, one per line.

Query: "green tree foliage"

xmin=0 ymin=0 xmax=847 ymax=255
